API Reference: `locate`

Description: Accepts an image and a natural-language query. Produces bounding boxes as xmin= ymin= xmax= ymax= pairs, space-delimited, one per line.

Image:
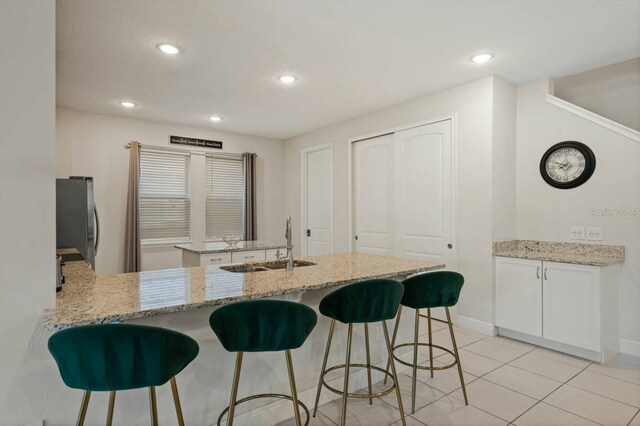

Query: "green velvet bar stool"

xmin=384 ymin=271 xmax=468 ymax=414
xmin=209 ymin=300 xmax=317 ymax=426
xmin=48 ymin=323 xmax=199 ymax=426
xmin=312 ymin=279 xmax=407 ymax=426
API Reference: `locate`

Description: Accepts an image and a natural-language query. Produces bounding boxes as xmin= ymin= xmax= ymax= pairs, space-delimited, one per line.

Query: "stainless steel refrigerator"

xmin=56 ymin=176 xmax=100 ymax=269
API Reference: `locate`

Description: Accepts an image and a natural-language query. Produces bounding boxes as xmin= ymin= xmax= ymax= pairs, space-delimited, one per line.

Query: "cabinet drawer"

xmin=266 ymin=248 xmax=287 ymax=261
xmin=200 ymin=252 xmax=232 ymax=266
xmin=232 ymin=250 xmax=266 ymax=263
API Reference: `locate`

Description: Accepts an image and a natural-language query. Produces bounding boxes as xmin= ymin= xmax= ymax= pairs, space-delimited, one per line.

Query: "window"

xmin=206 ymin=154 xmax=244 ymax=239
xmin=140 ymin=149 xmax=191 ymax=242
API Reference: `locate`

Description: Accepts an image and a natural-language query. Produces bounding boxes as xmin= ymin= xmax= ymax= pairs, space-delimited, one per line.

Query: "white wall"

xmin=284 ymin=77 xmax=509 ymax=325
xmin=554 ymin=57 xmax=640 ymax=131
xmin=56 ymin=108 xmax=285 ymax=274
xmin=516 ymin=78 xmax=640 ymax=346
xmin=0 ymin=0 xmax=57 ymax=423
xmin=491 ymin=78 xmax=518 ymax=241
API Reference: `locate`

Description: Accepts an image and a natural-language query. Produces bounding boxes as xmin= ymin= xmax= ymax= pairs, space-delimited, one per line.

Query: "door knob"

xmin=447 ymin=243 xmax=453 ymax=249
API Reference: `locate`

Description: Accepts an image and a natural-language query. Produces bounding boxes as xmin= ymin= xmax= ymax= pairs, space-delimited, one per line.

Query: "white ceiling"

xmin=56 ymin=0 xmax=640 ymax=140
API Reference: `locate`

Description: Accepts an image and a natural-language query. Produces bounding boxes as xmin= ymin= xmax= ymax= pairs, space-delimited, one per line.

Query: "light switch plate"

xmin=586 ymin=227 xmax=602 ymax=241
xmin=570 ymin=226 xmax=585 ymax=240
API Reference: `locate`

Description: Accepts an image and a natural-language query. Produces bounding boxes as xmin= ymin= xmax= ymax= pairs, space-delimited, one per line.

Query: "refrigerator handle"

xmin=94 ymin=205 xmax=100 ymax=255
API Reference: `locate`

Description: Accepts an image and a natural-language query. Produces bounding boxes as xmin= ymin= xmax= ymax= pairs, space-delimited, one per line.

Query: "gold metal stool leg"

xmin=148 ymin=386 xmax=158 ymax=426
xmin=340 ymin=324 xmax=354 ymax=426
xmin=383 ymin=321 xmax=406 ymax=425
xmin=106 ymin=391 xmax=116 ymax=426
xmin=170 ymin=377 xmax=185 ymax=426
xmin=411 ymin=309 xmax=420 ymax=414
xmin=364 ymin=323 xmax=373 ymax=405
xmin=76 ymin=390 xmax=91 ymax=426
xmin=384 ymin=305 xmax=403 ymax=385
xmin=227 ymin=352 xmax=244 ymax=426
xmin=285 ymin=350 xmax=303 ymax=426
xmin=427 ymin=308 xmax=434 ymax=378
xmin=446 ymin=307 xmax=468 ymax=405
xmin=313 ymin=319 xmax=335 ymax=417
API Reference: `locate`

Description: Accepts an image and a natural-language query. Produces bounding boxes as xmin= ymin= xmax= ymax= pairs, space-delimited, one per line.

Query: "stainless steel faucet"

xmin=285 ymin=216 xmax=294 ymax=272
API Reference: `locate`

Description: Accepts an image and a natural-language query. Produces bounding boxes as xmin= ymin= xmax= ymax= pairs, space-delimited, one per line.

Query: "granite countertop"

xmin=43 ymin=253 xmax=444 ymax=331
xmin=175 ymin=240 xmax=288 ymax=254
xmin=493 ymin=240 xmax=625 ymax=266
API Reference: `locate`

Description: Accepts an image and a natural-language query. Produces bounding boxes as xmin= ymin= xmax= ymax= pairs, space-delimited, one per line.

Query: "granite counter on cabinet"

xmin=493 ymin=240 xmax=625 ymax=266
xmin=175 ymin=240 xmax=288 ymax=254
xmin=43 ymin=253 xmax=444 ymax=331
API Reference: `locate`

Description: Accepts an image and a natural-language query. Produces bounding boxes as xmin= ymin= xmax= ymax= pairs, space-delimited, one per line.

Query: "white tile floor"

xmin=287 ymin=319 xmax=640 ymax=426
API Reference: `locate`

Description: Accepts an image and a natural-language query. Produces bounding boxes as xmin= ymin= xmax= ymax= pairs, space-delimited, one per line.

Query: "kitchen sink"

xmin=219 ymin=260 xmax=316 ymax=273
xmin=219 ymin=264 xmax=269 ymax=273
xmin=263 ymin=260 xmax=316 ymax=270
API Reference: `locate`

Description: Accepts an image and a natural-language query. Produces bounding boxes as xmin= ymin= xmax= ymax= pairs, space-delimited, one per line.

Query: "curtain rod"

xmin=124 ymin=141 xmax=244 ymax=158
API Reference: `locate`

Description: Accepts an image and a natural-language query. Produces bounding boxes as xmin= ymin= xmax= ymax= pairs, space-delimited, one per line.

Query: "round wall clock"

xmin=539 ymin=141 xmax=596 ymax=189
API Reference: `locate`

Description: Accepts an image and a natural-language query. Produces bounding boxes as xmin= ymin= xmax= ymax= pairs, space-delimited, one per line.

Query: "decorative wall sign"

xmin=169 ymin=135 xmax=223 ymax=149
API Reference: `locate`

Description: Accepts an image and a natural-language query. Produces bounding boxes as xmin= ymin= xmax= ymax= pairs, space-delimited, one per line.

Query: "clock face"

xmin=544 ymin=147 xmax=586 ymax=183
xmin=540 ymin=141 xmax=596 ymax=189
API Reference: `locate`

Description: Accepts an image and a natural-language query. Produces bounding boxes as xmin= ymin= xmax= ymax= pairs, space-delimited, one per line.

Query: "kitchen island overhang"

xmin=43 ymin=252 xmax=445 ymax=331
xmin=43 ymin=253 xmax=446 ymax=424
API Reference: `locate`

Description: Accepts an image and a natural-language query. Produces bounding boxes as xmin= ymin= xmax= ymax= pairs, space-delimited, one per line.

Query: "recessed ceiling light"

xmin=278 ymin=75 xmax=297 ymax=84
xmin=209 ymin=115 xmax=222 ymax=122
xmin=470 ymin=53 xmax=494 ymax=64
xmin=156 ymin=43 xmax=180 ymax=55
xmin=119 ymin=101 xmax=136 ymax=108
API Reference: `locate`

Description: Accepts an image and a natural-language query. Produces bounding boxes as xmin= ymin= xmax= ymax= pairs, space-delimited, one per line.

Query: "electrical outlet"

xmin=586 ymin=227 xmax=602 ymax=241
xmin=570 ymin=226 xmax=585 ymax=240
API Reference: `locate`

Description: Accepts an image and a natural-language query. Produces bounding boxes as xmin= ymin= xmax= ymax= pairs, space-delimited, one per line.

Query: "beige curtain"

xmin=124 ymin=141 xmax=141 ymax=272
xmin=243 ymin=152 xmax=257 ymax=241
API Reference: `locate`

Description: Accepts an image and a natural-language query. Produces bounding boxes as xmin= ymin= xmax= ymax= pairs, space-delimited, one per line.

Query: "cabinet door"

xmin=495 ymin=257 xmax=542 ymax=337
xmin=200 ymin=252 xmax=232 ymax=266
xmin=232 ymin=250 xmax=266 ymax=263
xmin=543 ymin=262 xmax=600 ymax=351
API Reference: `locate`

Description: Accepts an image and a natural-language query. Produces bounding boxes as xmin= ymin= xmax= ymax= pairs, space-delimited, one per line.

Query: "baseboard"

xmin=620 ymin=338 xmax=640 ymax=357
xmin=498 ymin=328 xmax=604 ymax=363
xmin=456 ymin=315 xmax=496 ymax=336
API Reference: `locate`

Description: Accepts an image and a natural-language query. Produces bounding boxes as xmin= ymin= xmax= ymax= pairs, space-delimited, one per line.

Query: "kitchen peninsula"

xmin=43 ymin=253 xmax=444 ymax=330
xmin=43 ymin=253 xmax=444 ymax=424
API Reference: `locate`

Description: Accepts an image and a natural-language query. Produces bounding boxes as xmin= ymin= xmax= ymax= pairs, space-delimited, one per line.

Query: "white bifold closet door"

xmin=353 ymin=120 xmax=454 ymax=321
xmin=353 ymin=119 xmax=454 ymax=265
xmin=394 ymin=120 xmax=453 ymax=267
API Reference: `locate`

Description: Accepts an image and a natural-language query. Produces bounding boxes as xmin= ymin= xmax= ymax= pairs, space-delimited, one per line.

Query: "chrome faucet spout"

xmin=285 ymin=216 xmax=294 ymax=272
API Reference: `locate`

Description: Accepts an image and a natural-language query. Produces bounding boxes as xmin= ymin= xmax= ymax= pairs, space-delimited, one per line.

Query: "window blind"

xmin=206 ymin=154 xmax=244 ymax=239
xmin=140 ymin=149 xmax=191 ymax=242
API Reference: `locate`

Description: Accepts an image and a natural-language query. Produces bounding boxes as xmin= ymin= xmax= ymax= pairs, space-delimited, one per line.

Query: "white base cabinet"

xmin=495 ymin=257 xmax=619 ymax=363
xmin=182 ymin=247 xmax=288 ymax=267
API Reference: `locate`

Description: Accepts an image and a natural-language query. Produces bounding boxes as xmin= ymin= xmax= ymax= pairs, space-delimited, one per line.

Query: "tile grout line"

xmin=442 ymin=340 xmax=620 ymax=424
xmin=414 ymin=331 xmax=625 ymax=425
xmin=584 ymin=364 xmax=640 ymax=386
xmin=627 ymin=408 xmax=640 ymax=426
xmin=562 ymin=383 xmax=640 ymax=411
xmin=508 ymin=360 xmax=607 ymax=426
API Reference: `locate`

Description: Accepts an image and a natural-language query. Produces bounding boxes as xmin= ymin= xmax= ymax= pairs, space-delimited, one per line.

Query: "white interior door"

xmin=352 ymin=134 xmax=394 ymax=255
xmin=303 ymin=146 xmax=333 ymax=256
xmin=394 ymin=120 xmax=454 ymax=266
